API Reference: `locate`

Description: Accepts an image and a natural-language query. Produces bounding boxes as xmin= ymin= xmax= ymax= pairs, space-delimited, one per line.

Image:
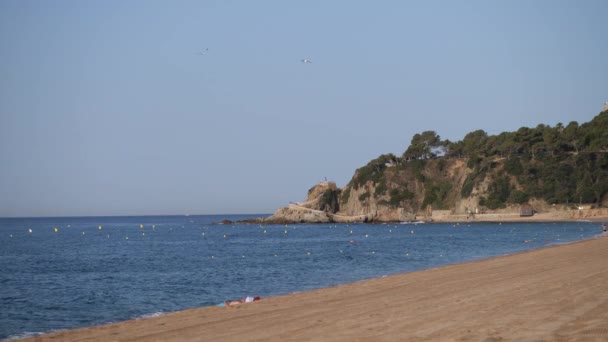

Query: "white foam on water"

xmin=3 ymin=330 xmax=67 ymax=341
xmin=135 ymin=311 xmax=165 ymax=320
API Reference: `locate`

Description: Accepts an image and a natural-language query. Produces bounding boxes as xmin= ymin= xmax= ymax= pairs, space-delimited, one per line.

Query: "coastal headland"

xmin=245 ymin=111 xmax=608 ymax=225
xmin=22 ymin=236 xmax=608 ymax=341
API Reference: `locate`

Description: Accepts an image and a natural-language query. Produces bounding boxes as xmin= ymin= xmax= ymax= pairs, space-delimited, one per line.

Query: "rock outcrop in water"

xmin=242 ymin=182 xmax=365 ymax=224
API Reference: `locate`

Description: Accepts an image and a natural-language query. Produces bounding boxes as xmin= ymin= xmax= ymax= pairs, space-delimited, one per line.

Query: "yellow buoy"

xmin=98 ymin=225 xmax=102 ymax=230
xmin=54 ymin=227 xmax=58 ymax=233
xmin=28 ymin=228 xmax=32 ymax=233
xmin=139 ymin=224 xmax=143 ymax=229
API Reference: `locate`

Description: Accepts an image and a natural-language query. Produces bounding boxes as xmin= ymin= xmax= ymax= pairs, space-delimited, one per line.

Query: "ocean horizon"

xmin=0 ymin=215 xmax=603 ymax=340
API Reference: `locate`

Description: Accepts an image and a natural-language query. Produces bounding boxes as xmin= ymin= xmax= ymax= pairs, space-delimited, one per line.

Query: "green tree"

xmin=583 ymin=111 xmax=608 ymax=151
xmin=351 ymin=154 xmax=396 ymax=188
xmin=403 ymin=131 xmax=444 ymax=160
xmin=504 ymin=157 xmax=523 ymax=176
xmin=481 ymin=176 xmax=511 ymax=209
xmin=562 ymin=121 xmax=580 ymax=152
xmin=461 ymin=130 xmax=488 ymax=157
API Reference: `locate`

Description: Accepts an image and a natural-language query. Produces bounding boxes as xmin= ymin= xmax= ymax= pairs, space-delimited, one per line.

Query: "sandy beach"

xmin=21 ymin=235 xmax=608 ymax=342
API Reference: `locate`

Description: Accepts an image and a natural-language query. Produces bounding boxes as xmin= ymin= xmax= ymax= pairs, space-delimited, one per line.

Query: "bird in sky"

xmin=195 ymin=48 xmax=209 ymax=56
xmin=300 ymin=58 xmax=312 ymax=64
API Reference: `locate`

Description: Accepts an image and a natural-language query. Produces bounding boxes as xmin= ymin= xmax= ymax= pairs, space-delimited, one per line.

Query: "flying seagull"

xmin=195 ymin=48 xmax=209 ymax=56
xmin=300 ymin=58 xmax=312 ymax=64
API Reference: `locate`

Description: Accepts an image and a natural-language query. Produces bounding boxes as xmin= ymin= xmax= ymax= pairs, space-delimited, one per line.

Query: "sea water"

xmin=0 ymin=215 xmax=602 ymax=340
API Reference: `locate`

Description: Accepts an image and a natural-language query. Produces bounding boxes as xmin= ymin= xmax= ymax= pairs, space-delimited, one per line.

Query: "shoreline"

xmin=239 ymin=214 xmax=608 ymax=225
xmin=17 ymin=234 xmax=608 ymax=341
xmin=238 ymin=207 xmax=608 ymax=225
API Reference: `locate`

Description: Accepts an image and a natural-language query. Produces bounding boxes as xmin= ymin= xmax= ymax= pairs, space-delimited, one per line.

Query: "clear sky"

xmin=1 ymin=0 xmax=607 ymax=217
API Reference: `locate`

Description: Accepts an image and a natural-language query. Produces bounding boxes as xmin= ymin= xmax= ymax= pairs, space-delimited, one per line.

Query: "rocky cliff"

xmin=247 ymin=182 xmax=344 ymax=224
xmin=250 ymin=110 xmax=608 ymax=224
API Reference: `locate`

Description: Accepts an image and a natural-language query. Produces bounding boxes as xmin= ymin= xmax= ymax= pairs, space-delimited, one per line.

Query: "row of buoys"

xmin=21 ymin=224 xmax=153 ymax=232
xmin=13 ymin=226 xmax=417 ymax=240
xmin=25 ymin=224 xmax=420 ymax=235
xmin=8 ymin=224 xmax=164 ymax=240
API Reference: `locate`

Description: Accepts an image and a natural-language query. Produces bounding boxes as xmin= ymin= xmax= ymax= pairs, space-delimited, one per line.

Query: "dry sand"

xmin=22 ymin=235 xmax=608 ymax=342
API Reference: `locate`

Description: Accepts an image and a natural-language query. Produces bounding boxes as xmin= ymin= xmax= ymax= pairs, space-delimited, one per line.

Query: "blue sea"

xmin=0 ymin=215 xmax=603 ymax=340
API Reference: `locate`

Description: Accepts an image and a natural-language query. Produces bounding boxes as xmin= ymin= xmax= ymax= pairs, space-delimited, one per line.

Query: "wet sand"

xmin=23 ymin=236 xmax=608 ymax=341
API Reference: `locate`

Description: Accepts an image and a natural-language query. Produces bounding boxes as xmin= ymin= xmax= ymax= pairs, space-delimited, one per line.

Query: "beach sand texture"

xmin=22 ymin=236 xmax=608 ymax=341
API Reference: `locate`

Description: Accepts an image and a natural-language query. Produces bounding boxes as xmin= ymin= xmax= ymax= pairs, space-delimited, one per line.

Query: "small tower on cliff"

xmin=603 ymin=101 xmax=608 ymax=112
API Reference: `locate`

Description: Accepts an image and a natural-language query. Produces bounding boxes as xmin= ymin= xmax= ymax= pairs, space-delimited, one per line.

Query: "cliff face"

xmin=259 ymin=159 xmax=487 ymax=223
xmin=338 ymin=158 xmax=477 ymax=221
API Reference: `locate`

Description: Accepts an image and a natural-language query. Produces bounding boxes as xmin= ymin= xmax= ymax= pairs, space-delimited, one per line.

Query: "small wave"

xmin=3 ymin=328 xmax=68 ymax=341
xmin=135 ymin=311 xmax=165 ymax=320
xmin=4 ymin=331 xmax=43 ymax=341
xmin=544 ymin=235 xmax=601 ymax=248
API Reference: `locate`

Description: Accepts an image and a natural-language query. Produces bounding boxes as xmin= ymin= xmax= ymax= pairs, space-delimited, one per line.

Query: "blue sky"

xmin=1 ymin=0 xmax=607 ymax=217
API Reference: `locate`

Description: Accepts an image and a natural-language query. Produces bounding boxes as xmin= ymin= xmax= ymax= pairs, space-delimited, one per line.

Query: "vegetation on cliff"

xmin=342 ymin=110 xmax=608 ymax=215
